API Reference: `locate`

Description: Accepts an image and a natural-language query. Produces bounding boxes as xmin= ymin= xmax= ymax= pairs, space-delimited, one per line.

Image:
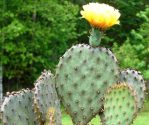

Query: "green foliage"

xmin=1 ymin=0 xmax=79 ymax=91
xmin=1 ymin=0 xmax=149 ymax=92
xmin=113 ymin=6 xmax=149 ymax=79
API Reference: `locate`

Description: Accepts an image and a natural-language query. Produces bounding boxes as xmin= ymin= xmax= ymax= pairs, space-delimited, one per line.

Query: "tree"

xmin=0 ymin=0 xmax=79 ymax=92
xmin=113 ymin=6 xmax=149 ymax=80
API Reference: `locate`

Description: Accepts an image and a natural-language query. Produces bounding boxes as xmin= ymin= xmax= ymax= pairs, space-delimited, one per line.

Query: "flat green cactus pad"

xmin=101 ymin=83 xmax=138 ymax=125
xmin=1 ymin=89 xmax=37 ymax=125
xmin=119 ymin=69 xmax=145 ymax=110
xmin=55 ymin=44 xmax=119 ymax=124
xmin=34 ymin=70 xmax=61 ymax=125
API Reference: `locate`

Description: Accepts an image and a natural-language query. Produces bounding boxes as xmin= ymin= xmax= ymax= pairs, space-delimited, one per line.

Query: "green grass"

xmin=62 ymin=113 xmax=149 ymax=125
xmin=62 ymin=99 xmax=149 ymax=125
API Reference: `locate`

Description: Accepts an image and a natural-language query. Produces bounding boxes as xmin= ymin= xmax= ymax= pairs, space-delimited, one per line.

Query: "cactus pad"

xmin=1 ymin=89 xmax=37 ymax=125
xmin=34 ymin=70 xmax=61 ymax=125
xmin=101 ymin=83 xmax=138 ymax=125
xmin=119 ymin=69 xmax=145 ymax=110
xmin=55 ymin=44 xmax=119 ymax=124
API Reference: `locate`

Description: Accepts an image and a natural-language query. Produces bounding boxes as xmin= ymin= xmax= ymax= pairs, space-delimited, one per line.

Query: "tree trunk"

xmin=0 ymin=66 xmax=2 ymax=105
xmin=146 ymin=81 xmax=149 ymax=99
xmin=0 ymin=65 xmax=3 ymax=119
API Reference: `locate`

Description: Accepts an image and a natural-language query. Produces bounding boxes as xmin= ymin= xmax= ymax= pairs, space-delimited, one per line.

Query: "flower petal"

xmin=80 ymin=2 xmax=121 ymax=29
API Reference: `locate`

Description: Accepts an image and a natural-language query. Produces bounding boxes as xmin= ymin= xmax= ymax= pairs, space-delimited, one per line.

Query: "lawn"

xmin=62 ymin=112 xmax=149 ymax=125
xmin=0 ymin=99 xmax=148 ymax=125
xmin=62 ymin=99 xmax=149 ymax=125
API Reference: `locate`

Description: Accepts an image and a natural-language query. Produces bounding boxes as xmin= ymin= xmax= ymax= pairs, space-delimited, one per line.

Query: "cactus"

xmin=1 ymin=3 xmax=146 ymax=125
xmin=119 ymin=69 xmax=146 ymax=110
xmin=55 ymin=44 xmax=119 ymax=124
xmin=46 ymin=107 xmax=56 ymax=125
xmin=1 ymin=89 xmax=37 ymax=125
xmin=34 ymin=70 xmax=61 ymax=125
xmin=101 ymin=83 xmax=138 ymax=125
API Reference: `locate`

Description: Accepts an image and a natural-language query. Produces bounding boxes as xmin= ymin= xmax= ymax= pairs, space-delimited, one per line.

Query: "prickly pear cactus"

xmin=101 ymin=83 xmax=138 ymax=125
xmin=119 ymin=69 xmax=146 ymax=110
xmin=1 ymin=89 xmax=37 ymax=125
xmin=55 ymin=44 xmax=119 ymax=124
xmin=34 ymin=70 xmax=61 ymax=125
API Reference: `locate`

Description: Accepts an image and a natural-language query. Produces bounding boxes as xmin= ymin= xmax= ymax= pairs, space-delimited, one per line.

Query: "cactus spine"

xmin=34 ymin=70 xmax=61 ymax=125
xmin=1 ymin=89 xmax=37 ymax=125
xmin=55 ymin=44 xmax=119 ymax=124
xmin=1 ymin=70 xmax=62 ymax=125
xmin=101 ymin=83 xmax=138 ymax=125
xmin=119 ymin=69 xmax=146 ymax=110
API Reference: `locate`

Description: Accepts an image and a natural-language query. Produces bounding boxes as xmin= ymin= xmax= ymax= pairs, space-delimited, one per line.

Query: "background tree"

xmin=113 ymin=6 xmax=149 ymax=79
xmin=0 ymin=0 xmax=80 ymax=92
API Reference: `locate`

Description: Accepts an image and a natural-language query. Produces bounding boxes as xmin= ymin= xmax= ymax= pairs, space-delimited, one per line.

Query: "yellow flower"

xmin=81 ymin=3 xmax=120 ymax=29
